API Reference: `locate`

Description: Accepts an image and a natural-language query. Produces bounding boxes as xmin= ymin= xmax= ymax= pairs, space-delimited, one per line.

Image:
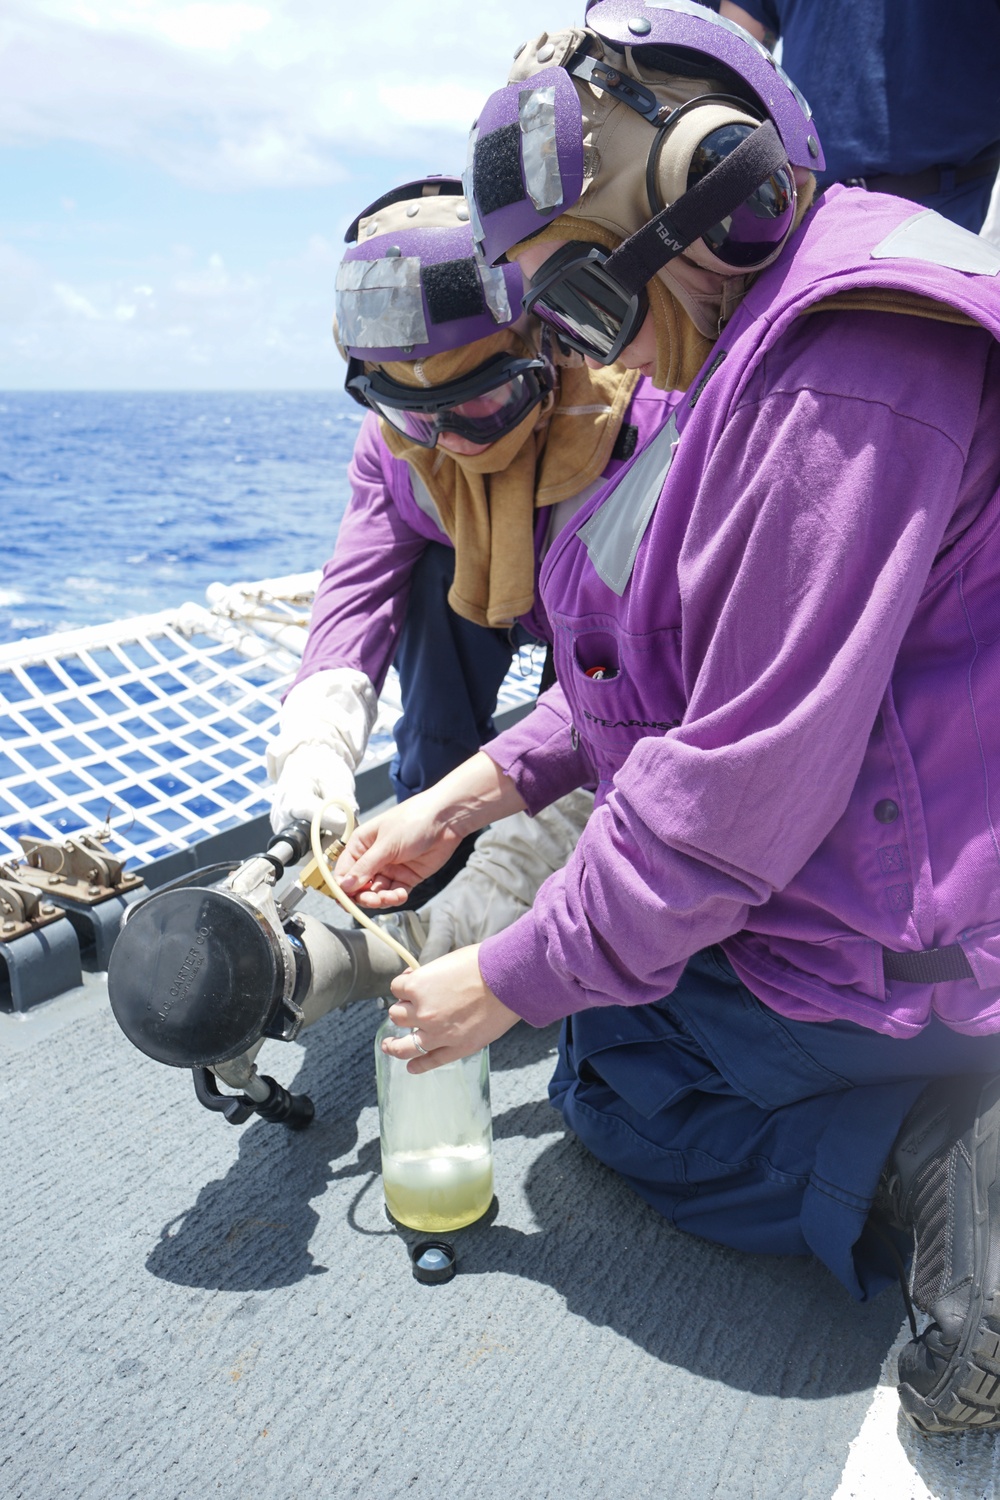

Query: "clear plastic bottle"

xmin=375 ymin=1015 xmax=494 ymax=1231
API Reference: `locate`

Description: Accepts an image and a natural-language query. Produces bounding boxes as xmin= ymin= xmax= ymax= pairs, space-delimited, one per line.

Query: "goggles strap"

xmin=602 ymin=120 xmax=789 ymax=295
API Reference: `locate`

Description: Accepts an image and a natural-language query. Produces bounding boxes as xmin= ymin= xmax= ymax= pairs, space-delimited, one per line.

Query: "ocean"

xmin=0 ymin=390 xmax=364 ymax=647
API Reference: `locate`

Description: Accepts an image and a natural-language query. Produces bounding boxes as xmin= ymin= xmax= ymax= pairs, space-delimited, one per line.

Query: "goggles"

xmin=346 ymin=352 xmax=554 ymax=449
xmin=522 ymin=244 xmax=649 ymax=365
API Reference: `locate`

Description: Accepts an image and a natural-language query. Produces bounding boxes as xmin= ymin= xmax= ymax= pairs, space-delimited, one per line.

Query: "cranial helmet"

xmin=464 ymin=0 xmax=824 ymax=278
xmin=337 ymin=177 xmax=556 ymax=450
xmin=336 ymin=176 xmax=526 ymax=363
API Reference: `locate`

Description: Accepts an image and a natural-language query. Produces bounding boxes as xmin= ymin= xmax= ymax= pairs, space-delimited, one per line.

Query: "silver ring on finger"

xmin=411 ymin=1027 xmax=429 ymax=1056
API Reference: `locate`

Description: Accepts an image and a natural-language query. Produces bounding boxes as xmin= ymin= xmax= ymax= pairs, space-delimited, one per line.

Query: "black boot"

xmin=878 ymin=1075 xmax=1000 ymax=1434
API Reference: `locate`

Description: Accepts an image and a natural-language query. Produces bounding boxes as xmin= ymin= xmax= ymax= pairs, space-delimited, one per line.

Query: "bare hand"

xmin=333 ymin=793 xmax=460 ymax=908
xmin=381 ymin=945 xmax=520 ymax=1072
xmin=334 ymin=752 xmax=527 ymax=908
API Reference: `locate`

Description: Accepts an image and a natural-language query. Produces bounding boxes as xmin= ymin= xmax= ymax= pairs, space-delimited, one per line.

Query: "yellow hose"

xmin=309 ymin=798 xmax=421 ymax=971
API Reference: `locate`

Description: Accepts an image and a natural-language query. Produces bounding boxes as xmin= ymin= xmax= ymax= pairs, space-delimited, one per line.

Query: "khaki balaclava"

xmin=377 ymin=327 xmax=637 ymax=627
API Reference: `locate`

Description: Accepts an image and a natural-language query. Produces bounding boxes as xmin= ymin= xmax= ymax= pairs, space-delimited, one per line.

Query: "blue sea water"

xmin=0 ymin=391 xmax=364 ymax=647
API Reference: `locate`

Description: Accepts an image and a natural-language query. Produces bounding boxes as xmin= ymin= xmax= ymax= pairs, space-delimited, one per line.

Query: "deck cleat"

xmin=17 ymin=830 xmax=146 ymax=970
xmin=0 ymin=861 xmax=82 ymax=1010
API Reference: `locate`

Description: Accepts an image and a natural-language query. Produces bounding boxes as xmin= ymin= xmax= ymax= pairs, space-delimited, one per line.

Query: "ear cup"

xmin=650 ymin=100 xmax=797 ymax=274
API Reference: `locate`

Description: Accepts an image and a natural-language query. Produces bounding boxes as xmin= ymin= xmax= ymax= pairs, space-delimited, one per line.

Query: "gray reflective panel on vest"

xmin=577 ymin=412 xmax=679 ymax=595
xmin=410 ymin=472 xmax=444 ymax=531
xmin=872 ymin=211 xmax=1000 ymax=275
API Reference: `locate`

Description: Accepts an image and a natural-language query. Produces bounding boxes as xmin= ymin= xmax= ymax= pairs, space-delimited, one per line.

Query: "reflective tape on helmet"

xmin=519 ymin=86 xmax=564 ymax=213
xmin=464 ymin=64 xmax=587 ymax=265
xmin=335 ymin=257 xmax=428 ymax=350
xmin=479 ymin=262 xmax=514 ymax=323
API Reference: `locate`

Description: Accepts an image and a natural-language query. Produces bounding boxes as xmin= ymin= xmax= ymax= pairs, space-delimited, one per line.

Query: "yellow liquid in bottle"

xmin=381 ymin=1144 xmax=494 ymax=1231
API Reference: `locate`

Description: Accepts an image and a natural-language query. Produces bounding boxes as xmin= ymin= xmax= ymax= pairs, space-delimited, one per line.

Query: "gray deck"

xmin=2 ymin=892 xmax=999 ymax=1499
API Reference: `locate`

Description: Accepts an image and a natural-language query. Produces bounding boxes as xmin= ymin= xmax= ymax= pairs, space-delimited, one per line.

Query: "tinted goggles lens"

xmin=346 ymin=354 xmax=552 ymax=449
xmin=522 ymin=245 xmax=648 ymax=365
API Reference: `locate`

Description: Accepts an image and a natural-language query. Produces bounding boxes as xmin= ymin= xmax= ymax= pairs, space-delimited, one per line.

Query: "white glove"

xmin=266 ymin=667 xmax=377 ymax=839
xmin=417 ymin=789 xmax=594 ymax=962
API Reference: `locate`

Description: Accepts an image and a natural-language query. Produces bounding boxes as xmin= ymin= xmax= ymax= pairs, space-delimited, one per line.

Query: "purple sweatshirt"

xmin=479 ymin=187 xmax=1000 ymax=1039
xmin=295 ymin=386 xmax=672 ymax=694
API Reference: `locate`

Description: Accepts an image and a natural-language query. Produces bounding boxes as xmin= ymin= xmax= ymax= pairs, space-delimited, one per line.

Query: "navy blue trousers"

xmin=550 ymin=947 xmax=1000 ymax=1300
xmin=390 ymin=543 xmax=534 ymax=801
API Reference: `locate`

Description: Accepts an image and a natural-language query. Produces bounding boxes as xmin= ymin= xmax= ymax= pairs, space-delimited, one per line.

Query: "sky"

xmin=0 ymin=0 xmax=555 ymax=389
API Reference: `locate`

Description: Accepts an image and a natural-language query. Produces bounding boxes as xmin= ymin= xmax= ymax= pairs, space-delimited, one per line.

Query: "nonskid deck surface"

xmin=4 ymin=892 xmax=999 ymax=1500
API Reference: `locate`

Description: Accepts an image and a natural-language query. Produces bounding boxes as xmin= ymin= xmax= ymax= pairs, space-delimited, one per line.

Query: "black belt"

xmin=843 ymin=154 xmax=1000 ymax=201
xmin=883 ymin=943 xmax=974 ymax=984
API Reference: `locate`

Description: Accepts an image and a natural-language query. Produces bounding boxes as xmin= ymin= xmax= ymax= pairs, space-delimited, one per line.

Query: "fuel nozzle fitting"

xmin=192 ymin=1067 xmax=315 ymax=1129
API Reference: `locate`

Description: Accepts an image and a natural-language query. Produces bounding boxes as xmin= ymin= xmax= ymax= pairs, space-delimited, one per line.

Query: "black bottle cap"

xmin=410 ymin=1240 xmax=457 ymax=1285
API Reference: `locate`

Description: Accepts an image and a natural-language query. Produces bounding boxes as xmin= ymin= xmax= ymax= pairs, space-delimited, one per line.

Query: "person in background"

xmin=335 ymin=3 xmax=1000 ymax=1437
xmin=718 ymin=0 xmax=1000 ymax=231
xmin=268 ymin=177 xmax=670 ymax=901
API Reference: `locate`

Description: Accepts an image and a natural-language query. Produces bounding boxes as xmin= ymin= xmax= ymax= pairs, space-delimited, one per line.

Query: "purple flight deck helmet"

xmin=337 ymin=176 xmax=554 ymax=447
xmin=464 ymin=0 xmax=825 ymax=331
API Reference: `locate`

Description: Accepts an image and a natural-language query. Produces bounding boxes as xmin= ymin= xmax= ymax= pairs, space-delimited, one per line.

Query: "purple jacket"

xmin=295 ymin=386 xmax=672 ymax=694
xmin=480 ymin=186 xmax=1000 ymax=1039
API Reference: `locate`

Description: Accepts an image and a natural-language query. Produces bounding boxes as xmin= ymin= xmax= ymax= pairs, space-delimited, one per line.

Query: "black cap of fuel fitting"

xmin=411 ymin=1240 xmax=457 ymax=1285
xmin=108 ymin=885 xmax=284 ymax=1068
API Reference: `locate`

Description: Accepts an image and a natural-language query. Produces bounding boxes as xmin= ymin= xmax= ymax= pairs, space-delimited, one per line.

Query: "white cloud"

xmin=141 ymin=3 xmax=272 ymax=53
xmin=0 ymin=0 xmax=564 ymax=383
xmin=0 ymin=236 xmax=350 ymax=387
xmin=53 ymin=281 xmax=101 ymax=317
xmin=0 ymin=0 xmax=552 ymax=188
xmin=0 ymin=242 xmax=47 ymax=322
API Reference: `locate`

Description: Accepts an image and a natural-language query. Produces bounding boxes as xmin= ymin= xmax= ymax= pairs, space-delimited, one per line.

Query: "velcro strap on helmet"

xmin=603 ymin=120 xmax=788 ymax=293
xmin=473 ymin=123 xmax=527 ymax=216
xmin=422 ymin=259 xmax=487 ymax=325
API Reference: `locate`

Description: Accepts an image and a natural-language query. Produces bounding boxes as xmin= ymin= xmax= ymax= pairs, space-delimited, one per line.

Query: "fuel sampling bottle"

xmin=375 ymin=1015 xmax=494 ymax=1232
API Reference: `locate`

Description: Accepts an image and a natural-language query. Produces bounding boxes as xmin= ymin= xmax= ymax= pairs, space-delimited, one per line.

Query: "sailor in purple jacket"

xmin=267 ymin=178 xmax=655 ymax=897
xmin=335 ymin=6 xmax=1000 ymax=1434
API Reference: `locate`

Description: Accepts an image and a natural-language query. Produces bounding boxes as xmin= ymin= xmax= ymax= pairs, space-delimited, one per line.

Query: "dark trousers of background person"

xmin=391 ymin=541 xmax=536 ymax=801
